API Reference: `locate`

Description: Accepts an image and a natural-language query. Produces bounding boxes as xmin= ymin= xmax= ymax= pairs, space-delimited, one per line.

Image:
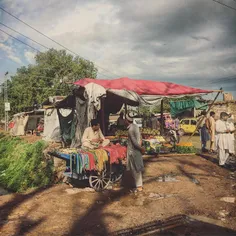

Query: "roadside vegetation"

xmin=0 ymin=133 xmax=53 ymax=192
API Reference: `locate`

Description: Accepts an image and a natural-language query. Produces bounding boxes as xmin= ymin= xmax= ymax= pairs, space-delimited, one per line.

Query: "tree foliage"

xmin=0 ymin=49 xmax=97 ymax=117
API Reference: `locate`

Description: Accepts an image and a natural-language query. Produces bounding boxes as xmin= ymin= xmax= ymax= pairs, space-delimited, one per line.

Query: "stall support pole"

xmin=188 ymin=88 xmax=223 ymax=140
xmin=101 ymin=96 xmax=106 ymax=135
xmin=160 ymin=99 xmax=164 ymax=135
xmin=125 ymin=103 xmax=127 ymax=116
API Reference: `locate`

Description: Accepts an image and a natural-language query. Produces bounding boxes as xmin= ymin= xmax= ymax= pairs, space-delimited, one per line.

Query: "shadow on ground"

xmin=109 ymin=215 xmax=236 ymax=236
xmin=0 ymin=187 xmax=50 ymax=235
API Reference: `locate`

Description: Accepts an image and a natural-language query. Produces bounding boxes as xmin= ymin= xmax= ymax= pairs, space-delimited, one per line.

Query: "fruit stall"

xmin=107 ymin=128 xmax=195 ymax=155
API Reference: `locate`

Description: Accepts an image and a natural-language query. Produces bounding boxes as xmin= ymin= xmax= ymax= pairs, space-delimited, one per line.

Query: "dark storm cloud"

xmin=113 ymin=0 xmax=236 ymax=56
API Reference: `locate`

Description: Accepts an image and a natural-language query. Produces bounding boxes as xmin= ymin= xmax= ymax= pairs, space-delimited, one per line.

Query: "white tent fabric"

xmin=84 ymin=83 xmax=106 ymax=124
xmin=108 ymin=89 xmax=208 ymax=106
xmin=108 ymin=89 xmax=162 ymax=106
xmin=11 ymin=114 xmax=29 ymax=136
xmin=43 ymin=108 xmax=71 ymax=141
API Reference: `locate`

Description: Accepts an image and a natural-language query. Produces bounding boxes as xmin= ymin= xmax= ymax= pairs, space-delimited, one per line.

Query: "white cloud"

xmin=0 ymin=0 xmax=235 ymax=97
xmin=0 ymin=43 xmax=22 ymax=64
xmin=0 ymin=33 xmax=9 ymax=43
xmin=24 ymin=50 xmax=35 ymax=64
xmin=8 ymin=54 xmax=22 ymax=64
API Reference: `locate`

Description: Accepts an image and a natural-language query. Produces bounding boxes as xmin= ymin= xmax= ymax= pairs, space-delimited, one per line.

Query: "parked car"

xmin=180 ymin=118 xmax=198 ymax=134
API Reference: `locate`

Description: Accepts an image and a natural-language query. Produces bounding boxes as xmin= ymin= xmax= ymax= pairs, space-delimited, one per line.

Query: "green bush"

xmin=0 ymin=133 xmax=53 ymax=192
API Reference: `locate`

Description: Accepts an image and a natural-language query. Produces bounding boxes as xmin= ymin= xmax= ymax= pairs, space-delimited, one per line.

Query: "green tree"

xmin=1 ymin=49 xmax=97 ymax=116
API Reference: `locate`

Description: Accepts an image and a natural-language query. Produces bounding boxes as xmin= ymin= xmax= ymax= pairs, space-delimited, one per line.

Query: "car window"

xmin=181 ymin=120 xmax=189 ymax=125
xmin=191 ymin=120 xmax=197 ymax=125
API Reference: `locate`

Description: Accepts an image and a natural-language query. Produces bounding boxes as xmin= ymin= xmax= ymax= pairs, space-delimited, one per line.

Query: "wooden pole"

xmin=101 ymin=96 xmax=106 ymax=135
xmin=125 ymin=103 xmax=127 ymax=116
xmin=160 ymin=99 xmax=164 ymax=135
xmin=188 ymin=88 xmax=223 ymax=140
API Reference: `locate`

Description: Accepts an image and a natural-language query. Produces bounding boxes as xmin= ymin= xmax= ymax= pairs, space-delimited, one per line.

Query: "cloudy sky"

xmin=0 ymin=0 xmax=236 ymax=99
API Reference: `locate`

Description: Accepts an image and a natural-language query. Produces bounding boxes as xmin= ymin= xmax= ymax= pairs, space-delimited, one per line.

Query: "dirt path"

xmin=0 ymin=155 xmax=235 ymax=236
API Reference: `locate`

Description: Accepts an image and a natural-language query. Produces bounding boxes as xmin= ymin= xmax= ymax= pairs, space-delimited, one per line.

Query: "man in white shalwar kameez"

xmin=227 ymin=114 xmax=235 ymax=155
xmin=215 ymin=112 xmax=232 ymax=166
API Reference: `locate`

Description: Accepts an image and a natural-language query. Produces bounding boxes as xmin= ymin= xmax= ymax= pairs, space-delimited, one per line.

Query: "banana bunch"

xmin=140 ymin=128 xmax=160 ymax=136
xmin=154 ymin=136 xmax=166 ymax=142
xmin=115 ymin=130 xmax=128 ymax=137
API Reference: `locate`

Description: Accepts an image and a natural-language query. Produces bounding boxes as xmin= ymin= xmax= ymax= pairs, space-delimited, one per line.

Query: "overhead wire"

xmin=0 ymin=6 xmax=121 ymax=78
xmin=0 ymin=22 xmax=49 ymax=50
xmin=0 ymin=28 xmax=41 ymax=52
xmin=0 ymin=25 xmax=111 ymax=78
xmin=212 ymin=0 xmax=236 ymax=12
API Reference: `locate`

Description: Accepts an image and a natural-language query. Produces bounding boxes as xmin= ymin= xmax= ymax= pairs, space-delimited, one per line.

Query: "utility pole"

xmin=4 ymin=72 xmax=9 ymax=132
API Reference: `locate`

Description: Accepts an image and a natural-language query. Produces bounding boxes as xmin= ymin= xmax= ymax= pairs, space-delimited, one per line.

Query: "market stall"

xmin=49 ymin=77 xmax=213 ymax=191
xmin=72 ymin=77 xmax=212 ymax=152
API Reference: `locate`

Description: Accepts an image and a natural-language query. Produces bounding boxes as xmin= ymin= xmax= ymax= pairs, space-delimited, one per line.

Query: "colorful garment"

xmin=94 ymin=149 xmax=109 ymax=171
xmin=102 ymin=144 xmax=127 ymax=164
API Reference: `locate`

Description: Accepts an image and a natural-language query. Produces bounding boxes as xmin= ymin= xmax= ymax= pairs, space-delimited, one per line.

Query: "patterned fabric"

xmin=94 ymin=149 xmax=109 ymax=171
xmin=103 ymin=144 xmax=127 ymax=164
xmin=55 ymin=145 xmax=126 ymax=174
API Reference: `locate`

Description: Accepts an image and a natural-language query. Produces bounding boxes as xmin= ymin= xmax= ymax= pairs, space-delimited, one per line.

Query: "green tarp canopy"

xmin=170 ymin=99 xmax=208 ymax=117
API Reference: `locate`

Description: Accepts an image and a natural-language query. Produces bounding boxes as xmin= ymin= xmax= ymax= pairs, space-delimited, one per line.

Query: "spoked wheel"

xmin=110 ymin=164 xmax=125 ymax=183
xmin=89 ymin=171 xmax=111 ymax=192
xmin=111 ymin=172 xmax=123 ymax=183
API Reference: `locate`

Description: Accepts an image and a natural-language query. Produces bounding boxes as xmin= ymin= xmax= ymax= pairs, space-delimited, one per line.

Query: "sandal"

xmin=137 ymin=187 xmax=143 ymax=192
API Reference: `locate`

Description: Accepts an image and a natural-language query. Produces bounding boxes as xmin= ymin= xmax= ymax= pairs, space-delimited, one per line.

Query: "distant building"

xmin=223 ymin=93 xmax=234 ymax=102
xmin=210 ymin=100 xmax=236 ymax=121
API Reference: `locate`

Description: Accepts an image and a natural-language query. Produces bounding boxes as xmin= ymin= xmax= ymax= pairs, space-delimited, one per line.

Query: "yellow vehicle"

xmin=180 ymin=118 xmax=198 ymax=134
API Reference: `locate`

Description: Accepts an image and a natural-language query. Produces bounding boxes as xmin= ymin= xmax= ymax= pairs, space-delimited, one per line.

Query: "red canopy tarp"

xmin=74 ymin=77 xmax=212 ymax=96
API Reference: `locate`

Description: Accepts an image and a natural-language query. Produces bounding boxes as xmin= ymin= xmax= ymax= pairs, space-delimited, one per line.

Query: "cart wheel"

xmin=111 ymin=172 xmax=123 ymax=183
xmin=89 ymin=172 xmax=110 ymax=192
xmin=111 ymin=165 xmax=125 ymax=183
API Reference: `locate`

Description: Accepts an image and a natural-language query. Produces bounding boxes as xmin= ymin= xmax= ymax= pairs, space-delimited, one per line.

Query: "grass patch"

xmin=0 ymin=133 xmax=53 ymax=192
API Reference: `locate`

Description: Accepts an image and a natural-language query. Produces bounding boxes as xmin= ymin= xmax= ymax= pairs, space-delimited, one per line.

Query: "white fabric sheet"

xmin=43 ymin=108 xmax=71 ymax=141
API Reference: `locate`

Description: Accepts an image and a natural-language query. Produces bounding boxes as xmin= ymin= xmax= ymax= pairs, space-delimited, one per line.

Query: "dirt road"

xmin=0 ymin=154 xmax=236 ymax=235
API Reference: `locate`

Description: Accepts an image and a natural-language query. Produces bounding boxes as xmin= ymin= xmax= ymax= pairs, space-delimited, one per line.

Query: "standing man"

xmin=117 ymin=112 xmax=126 ymax=130
xmin=215 ymin=112 xmax=231 ymax=166
xmin=126 ymin=115 xmax=145 ymax=192
xmin=227 ymin=114 xmax=235 ymax=156
xmin=198 ymin=111 xmax=210 ymax=152
xmin=174 ymin=117 xmax=180 ymax=130
xmin=150 ymin=114 xmax=159 ymax=130
xmin=208 ymin=111 xmax=216 ymax=153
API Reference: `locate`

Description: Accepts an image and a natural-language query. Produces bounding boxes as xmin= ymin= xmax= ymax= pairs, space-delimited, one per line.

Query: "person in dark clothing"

xmin=125 ymin=114 xmax=145 ymax=192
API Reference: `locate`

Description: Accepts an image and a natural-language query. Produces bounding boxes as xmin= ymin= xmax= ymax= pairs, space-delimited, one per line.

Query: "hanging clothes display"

xmin=70 ymin=96 xmax=88 ymax=148
xmin=57 ymin=109 xmax=75 ymax=146
xmin=102 ymin=144 xmax=126 ymax=164
xmin=54 ymin=145 xmax=127 ymax=174
xmin=94 ymin=149 xmax=109 ymax=171
xmin=84 ymin=83 xmax=106 ymax=125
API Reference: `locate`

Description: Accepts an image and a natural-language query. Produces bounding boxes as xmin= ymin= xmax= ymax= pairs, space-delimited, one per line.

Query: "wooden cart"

xmin=49 ymin=150 xmax=125 ymax=192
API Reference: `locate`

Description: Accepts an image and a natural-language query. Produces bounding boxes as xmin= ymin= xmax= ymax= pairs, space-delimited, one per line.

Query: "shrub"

xmin=0 ymin=133 xmax=53 ymax=192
